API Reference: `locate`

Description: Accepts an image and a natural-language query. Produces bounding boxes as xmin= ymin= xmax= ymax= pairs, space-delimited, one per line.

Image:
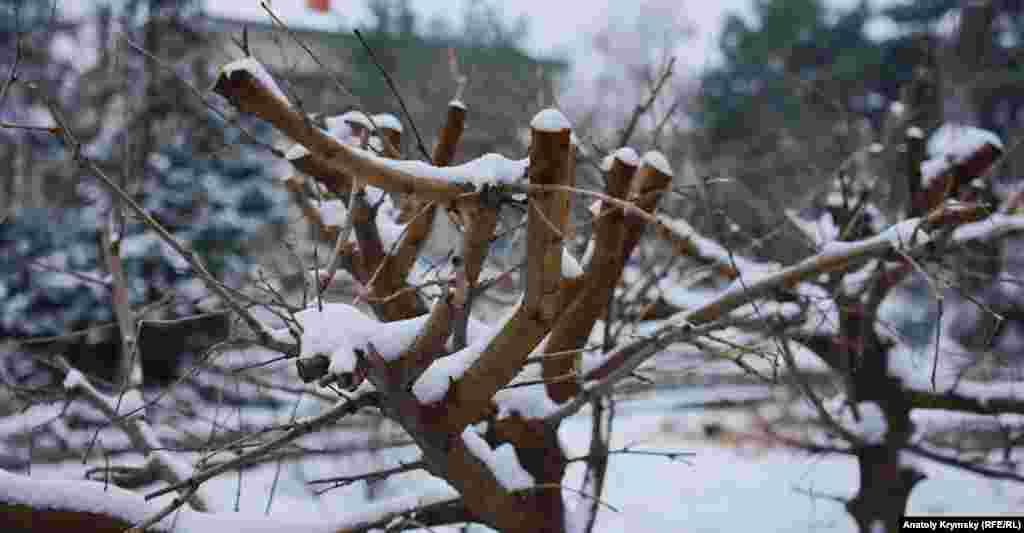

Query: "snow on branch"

xmin=61 ymin=367 xmax=212 ymax=511
xmin=219 ymin=57 xmax=290 ymax=107
xmin=462 ymin=428 xmax=535 ymax=490
xmin=0 ymin=467 xmax=457 ymax=533
xmin=568 ymin=203 xmax=998 ymax=419
xmin=214 ymin=63 xmax=531 ymax=202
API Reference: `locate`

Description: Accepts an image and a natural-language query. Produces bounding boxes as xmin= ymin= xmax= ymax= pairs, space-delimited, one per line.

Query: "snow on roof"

xmin=371 ymin=113 xmax=403 ymax=133
xmin=221 ymin=57 xmax=290 ymax=107
xmin=642 ymin=150 xmax=673 ymax=177
xmin=461 ymin=428 xmax=535 ymax=490
xmin=281 ymin=303 xmax=429 ymax=377
xmin=530 ymin=108 xmax=571 ymax=132
xmin=449 ymin=99 xmax=467 ymax=110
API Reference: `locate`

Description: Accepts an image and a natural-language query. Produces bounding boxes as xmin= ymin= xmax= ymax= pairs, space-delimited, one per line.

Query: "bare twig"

xmin=30 ymin=87 xmax=299 ymax=358
xmin=353 ymin=28 xmax=431 ymax=161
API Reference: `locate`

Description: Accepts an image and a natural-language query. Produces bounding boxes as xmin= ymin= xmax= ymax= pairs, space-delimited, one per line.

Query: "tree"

xmin=3 ymin=3 xmax=1024 ymax=533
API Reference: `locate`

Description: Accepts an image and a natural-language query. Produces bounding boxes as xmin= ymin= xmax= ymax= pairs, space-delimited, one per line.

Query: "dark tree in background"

xmin=0 ymin=0 xmax=288 ymax=384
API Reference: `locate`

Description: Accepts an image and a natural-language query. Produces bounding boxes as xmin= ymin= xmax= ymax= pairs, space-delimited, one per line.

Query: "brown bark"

xmin=434 ymin=119 xmax=573 ymax=434
xmin=542 ymin=155 xmax=639 ymax=403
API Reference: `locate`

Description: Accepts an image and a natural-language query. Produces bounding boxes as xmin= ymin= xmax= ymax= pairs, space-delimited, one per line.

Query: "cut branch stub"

xmin=542 ymin=150 xmax=640 ymax=403
xmin=622 ymin=151 xmax=675 ymax=258
xmin=434 ymin=109 xmax=572 ymax=434
xmin=433 ymin=102 xmax=467 ymax=167
xmin=524 ymin=109 xmax=573 ymax=321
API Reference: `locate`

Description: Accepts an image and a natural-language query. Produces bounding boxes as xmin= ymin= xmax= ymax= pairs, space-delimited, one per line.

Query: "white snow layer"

xmin=614 ymin=147 xmax=641 ymax=167
xmin=562 ymin=248 xmax=583 ymax=278
xmin=825 ymin=396 xmax=888 ymax=444
xmin=920 ymin=122 xmax=1003 ymax=186
xmin=530 ymin=108 xmax=571 ymax=132
xmin=371 ymin=113 xmax=402 ymax=132
xmin=448 ymin=99 xmax=467 ymax=110
xmin=317 ymin=200 xmax=348 ymax=227
xmin=278 ymin=303 xmax=429 ymax=376
xmin=220 ymin=57 xmax=290 ymax=107
xmin=642 ymin=150 xmax=673 ymax=177
xmin=927 ymin=122 xmax=1003 ymax=158
xmin=461 ymin=428 xmax=535 ymax=490
xmin=0 ymin=468 xmax=456 ymax=533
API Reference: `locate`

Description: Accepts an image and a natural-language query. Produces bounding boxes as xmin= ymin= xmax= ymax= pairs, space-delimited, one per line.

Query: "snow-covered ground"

xmin=14 ymin=380 xmax=1021 ymax=532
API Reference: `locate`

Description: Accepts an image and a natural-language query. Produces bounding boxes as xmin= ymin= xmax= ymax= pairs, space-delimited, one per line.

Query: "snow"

xmin=920 ymin=123 xmax=1003 ymax=187
xmin=448 ymin=99 xmax=466 ymax=110
xmin=881 ymin=217 xmax=927 ymax=250
xmin=642 ymin=150 xmax=673 ymax=177
xmin=613 ymin=147 xmax=640 ymax=167
xmin=0 ymin=468 xmax=457 ymax=533
xmin=371 ymin=113 xmax=402 ymax=133
xmin=952 ymin=214 xmax=1024 ymax=243
xmin=906 ymin=126 xmax=924 ymax=139
xmin=327 ymin=110 xmax=372 ymax=131
xmin=412 ymin=302 xmax=523 ymax=403
xmin=927 ymin=122 xmax=1003 ymax=157
xmin=150 ymin=450 xmax=195 ymax=485
xmin=411 ymin=338 xmax=490 ymax=404
xmin=461 ymin=428 xmax=535 ymax=491
xmin=316 ymin=200 xmax=348 ymax=227
xmin=530 ymin=108 xmax=571 ymax=132
xmin=920 ymin=157 xmax=948 ymax=187
xmin=368 ymin=135 xmax=383 ymax=152
xmin=659 ymin=215 xmax=778 ymax=276
xmin=285 ymin=143 xmax=310 ymax=160
xmin=382 ymin=151 xmax=529 ymax=190
xmin=280 ymin=303 xmax=429 ymax=377
xmin=825 ymin=396 xmax=888 ymax=444
xmin=220 ymin=57 xmax=290 ymax=107
xmin=890 ymin=101 xmax=906 ymax=116
xmin=562 ymin=248 xmax=583 ymax=278
xmin=0 ymin=403 xmax=63 ymax=440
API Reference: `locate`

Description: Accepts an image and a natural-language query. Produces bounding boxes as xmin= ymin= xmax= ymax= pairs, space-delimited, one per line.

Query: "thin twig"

xmin=353 ymin=28 xmax=432 ymax=161
xmin=30 ymin=86 xmax=299 ymax=358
